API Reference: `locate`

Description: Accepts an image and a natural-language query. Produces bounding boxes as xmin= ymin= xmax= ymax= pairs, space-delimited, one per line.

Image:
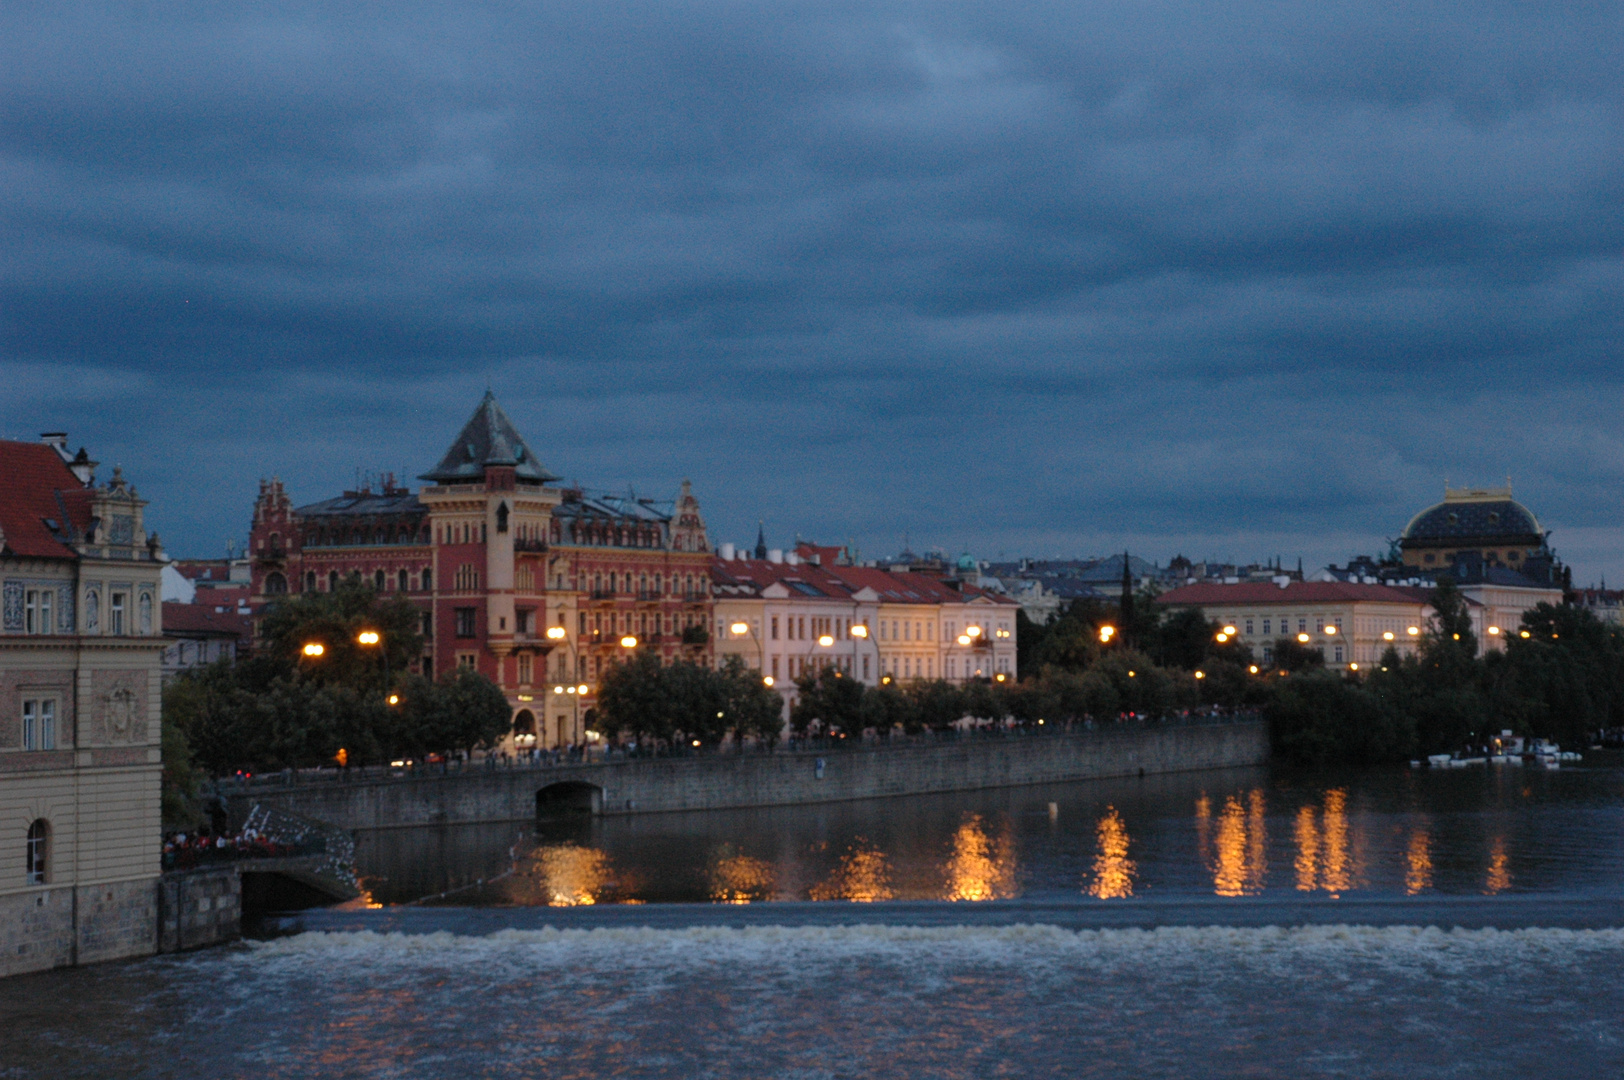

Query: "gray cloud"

xmin=2 ymin=0 xmax=1620 ymax=576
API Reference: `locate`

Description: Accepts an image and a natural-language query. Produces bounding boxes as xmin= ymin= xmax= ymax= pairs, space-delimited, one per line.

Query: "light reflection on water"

xmin=941 ymin=814 xmax=1016 ymax=901
xmin=351 ymin=758 xmax=1624 ymax=907
xmin=809 ymin=838 xmax=894 ymax=902
xmin=1087 ymin=807 xmax=1135 ymax=899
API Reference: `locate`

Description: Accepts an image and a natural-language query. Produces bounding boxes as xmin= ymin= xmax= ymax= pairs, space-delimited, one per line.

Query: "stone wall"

xmin=232 ymin=720 xmax=1269 ymax=832
xmin=158 ymin=867 xmax=241 ymax=953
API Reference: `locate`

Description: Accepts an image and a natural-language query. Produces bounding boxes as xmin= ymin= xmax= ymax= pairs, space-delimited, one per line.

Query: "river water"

xmin=4 ymin=758 xmax=1623 ymax=1078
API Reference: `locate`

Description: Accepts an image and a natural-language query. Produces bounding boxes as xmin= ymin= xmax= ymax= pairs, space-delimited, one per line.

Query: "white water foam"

xmin=245 ymin=922 xmax=1624 ymax=981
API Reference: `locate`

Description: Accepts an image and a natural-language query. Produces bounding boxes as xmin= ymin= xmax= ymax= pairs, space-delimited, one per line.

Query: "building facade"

xmin=248 ymin=393 xmax=714 ymax=750
xmin=1155 ymin=581 xmax=1444 ymax=670
xmin=0 ymin=436 xmax=165 ymax=977
xmin=711 ymin=546 xmax=1018 ymax=724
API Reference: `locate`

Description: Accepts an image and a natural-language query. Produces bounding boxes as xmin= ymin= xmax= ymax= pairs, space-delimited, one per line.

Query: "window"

xmin=398 ymin=570 xmax=409 ymax=592
xmin=1334 ymin=645 xmax=1344 ymax=664
xmin=329 ymin=571 xmax=339 ymax=591
xmin=1245 ymin=619 xmax=1254 ymax=636
xmin=1263 ymin=646 xmax=1274 ymax=664
xmin=24 ymin=590 xmax=52 ymax=634
xmin=1297 ymin=618 xmax=1307 ymax=633
xmin=26 ymin=820 xmax=48 ymax=885
xmin=22 ymin=700 xmax=56 ymax=750
xmin=84 ymin=589 xmax=99 ymax=632
xmin=305 ymin=571 xmax=317 ymax=592
xmin=1262 ymin=619 xmax=1271 ymax=635
xmin=454 ymin=564 xmax=479 ymax=591
xmin=421 ymin=612 xmax=434 ymax=638
xmin=455 ymin=608 xmax=477 ymax=637
xmin=110 ymin=593 xmax=126 ymax=635
xmin=518 ymin=654 xmax=533 ymax=684
xmin=457 ymin=652 xmax=476 ymax=672
xmin=771 ymin=656 xmax=780 ymax=679
xmin=139 ymin=592 xmax=153 ymax=633
xmin=422 ymin=569 xmax=432 ymax=591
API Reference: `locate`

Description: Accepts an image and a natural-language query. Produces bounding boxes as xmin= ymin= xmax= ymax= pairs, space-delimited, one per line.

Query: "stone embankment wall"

xmin=0 ymin=868 xmax=238 ymax=978
xmin=158 ymin=867 xmax=241 ymax=953
xmin=230 ymin=720 xmax=1268 ymax=832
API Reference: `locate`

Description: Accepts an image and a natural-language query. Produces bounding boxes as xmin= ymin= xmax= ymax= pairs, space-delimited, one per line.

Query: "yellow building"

xmin=1156 ymin=581 xmax=1442 ymax=670
xmin=711 ymin=551 xmax=1018 ymax=729
xmin=1 ymin=436 xmax=165 ymax=976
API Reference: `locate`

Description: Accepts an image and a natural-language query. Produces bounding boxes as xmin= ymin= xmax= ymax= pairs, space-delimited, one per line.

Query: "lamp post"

xmin=729 ymin=619 xmax=768 ymax=681
xmin=356 ymin=629 xmax=390 ymax=700
xmin=545 ymin=625 xmax=577 ymax=748
xmin=850 ymin=617 xmax=880 ymax=685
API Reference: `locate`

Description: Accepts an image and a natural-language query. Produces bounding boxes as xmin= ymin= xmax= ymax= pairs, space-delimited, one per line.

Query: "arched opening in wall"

xmin=398 ymin=569 xmax=409 ymax=592
xmin=26 ymin=819 xmax=49 ymax=885
xmin=374 ymin=570 xmax=386 ymax=591
xmin=513 ymin=709 xmax=536 ymax=748
xmin=328 ymin=571 xmax=339 ymax=591
xmin=536 ymin=781 xmax=602 ymax=819
xmin=265 ymin=572 xmax=287 ymax=595
xmin=305 ymin=571 xmax=317 ymax=592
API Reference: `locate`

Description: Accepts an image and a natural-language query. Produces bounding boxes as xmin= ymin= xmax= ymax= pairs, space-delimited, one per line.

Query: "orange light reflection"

xmin=809 ymin=838 xmax=894 ymax=902
xmin=942 ymin=814 xmax=1016 ymax=901
xmin=1087 ymin=807 xmax=1136 ymax=899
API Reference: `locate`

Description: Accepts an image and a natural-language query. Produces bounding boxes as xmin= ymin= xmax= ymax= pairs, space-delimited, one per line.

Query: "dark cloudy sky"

xmin=3 ymin=2 xmax=1621 ymax=577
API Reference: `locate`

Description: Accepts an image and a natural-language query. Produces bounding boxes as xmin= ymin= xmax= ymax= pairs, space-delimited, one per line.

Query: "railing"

xmin=218 ymin=710 xmax=1263 ymax=792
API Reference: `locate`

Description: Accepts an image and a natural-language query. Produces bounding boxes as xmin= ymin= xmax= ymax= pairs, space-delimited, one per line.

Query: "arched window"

xmin=328 ymin=571 xmax=339 ymax=592
xmin=398 ymin=569 xmax=409 ymax=592
xmin=496 ymin=502 xmax=509 ymax=533
xmin=139 ymin=592 xmax=153 ymax=633
xmin=26 ymin=820 xmax=48 ymax=885
xmin=305 ymin=571 xmax=317 ymax=592
xmin=374 ymin=570 xmax=386 ymax=591
xmin=422 ymin=569 xmax=432 ymax=591
xmin=265 ymin=572 xmax=288 ymax=595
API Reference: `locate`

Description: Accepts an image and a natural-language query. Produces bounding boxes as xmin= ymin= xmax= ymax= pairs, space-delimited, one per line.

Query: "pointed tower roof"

xmin=754 ymin=521 xmax=767 ymax=560
xmin=420 ymin=391 xmax=558 ymax=484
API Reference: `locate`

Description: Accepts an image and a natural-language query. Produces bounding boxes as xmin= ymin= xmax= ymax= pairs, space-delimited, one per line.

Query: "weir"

xmin=225 ymin=719 xmax=1268 ymax=833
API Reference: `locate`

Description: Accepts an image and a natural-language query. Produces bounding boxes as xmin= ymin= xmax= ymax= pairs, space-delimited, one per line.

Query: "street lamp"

xmin=620 ymin=635 xmax=638 ymax=649
xmin=729 ymin=619 xmax=766 ymax=679
xmin=356 ymin=629 xmax=390 ymax=702
xmin=302 ymin=642 xmax=325 ymax=658
xmin=545 ymin=624 xmax=580 ymax=748
xmin=1098 ymin=625 xmax=1116 ymax=644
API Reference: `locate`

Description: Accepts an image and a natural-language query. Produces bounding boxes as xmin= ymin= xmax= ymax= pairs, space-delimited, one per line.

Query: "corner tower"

xmin=418 ymin=392 xmax=561 ymax=678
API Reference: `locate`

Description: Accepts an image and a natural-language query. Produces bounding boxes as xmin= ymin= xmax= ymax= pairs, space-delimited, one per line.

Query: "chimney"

xmin=719 ymin=542 xmax=735 ymax=560
xmin=41 ymin=432 xmax=69 ymax=458
xmin=768 ymin=549 xmax=784 ymax=564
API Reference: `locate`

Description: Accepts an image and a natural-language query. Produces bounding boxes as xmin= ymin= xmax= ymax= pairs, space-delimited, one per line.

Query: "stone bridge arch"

xmin=536 ymin=781 xmax=602 ymax=819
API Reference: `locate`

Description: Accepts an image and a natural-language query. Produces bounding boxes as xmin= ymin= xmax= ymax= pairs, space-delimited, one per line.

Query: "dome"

xmin=956 ymin=552 xmax=977 ymax=572
xmin=1401 ymin=491 xmax=1542 ymax=546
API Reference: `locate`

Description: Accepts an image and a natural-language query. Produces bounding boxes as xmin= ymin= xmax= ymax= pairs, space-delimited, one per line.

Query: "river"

xmin=3 ymin=757 xmax=1622 ymax=1077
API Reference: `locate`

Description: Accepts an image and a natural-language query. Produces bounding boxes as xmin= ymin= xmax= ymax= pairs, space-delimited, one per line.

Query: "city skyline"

xmin=3 ymin=2 xmax=1619 ymax=578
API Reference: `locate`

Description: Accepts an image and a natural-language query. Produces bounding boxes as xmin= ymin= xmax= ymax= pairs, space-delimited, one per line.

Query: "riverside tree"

xmin=162 ymin=578 xmax=511 ymax=775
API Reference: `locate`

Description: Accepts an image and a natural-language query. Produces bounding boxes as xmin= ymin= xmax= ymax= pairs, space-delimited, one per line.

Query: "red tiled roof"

xmin=0 ymin=441 xmax=90 ymax=560
xmin=710 ymin=557 xmax=1016 ymax=606
xmin=162 ymin=602 xmax=253 ymax=640
xmin=1157 ymin=581 xmax=1450 ymax=606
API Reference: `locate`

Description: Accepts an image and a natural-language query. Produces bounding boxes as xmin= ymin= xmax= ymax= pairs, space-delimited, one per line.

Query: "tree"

xmin=907 ymin=679 xmax=967 ymax=731
xmin=715 ymin=655 xmax=785 ymax=746
xmin=255 ymin=576 xmax=424 ymax=693
xmin=791 ymin=666 xmax=867 ymax=735
xmin=1268 ymin=671 xmax=1414 ymax=767
xmin=425 ymin=668 xmax=514 ymax=754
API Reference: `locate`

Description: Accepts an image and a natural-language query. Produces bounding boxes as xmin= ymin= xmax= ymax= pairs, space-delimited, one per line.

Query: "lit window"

xmin=110 ymin=593 xmax=126 ymax=635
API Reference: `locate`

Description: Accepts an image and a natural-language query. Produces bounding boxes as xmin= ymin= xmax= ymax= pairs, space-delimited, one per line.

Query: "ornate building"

xmin=248 ymin=392 xmax=714 ymax=749
xmin=0 ymin=434 xmax=165 ymax=976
